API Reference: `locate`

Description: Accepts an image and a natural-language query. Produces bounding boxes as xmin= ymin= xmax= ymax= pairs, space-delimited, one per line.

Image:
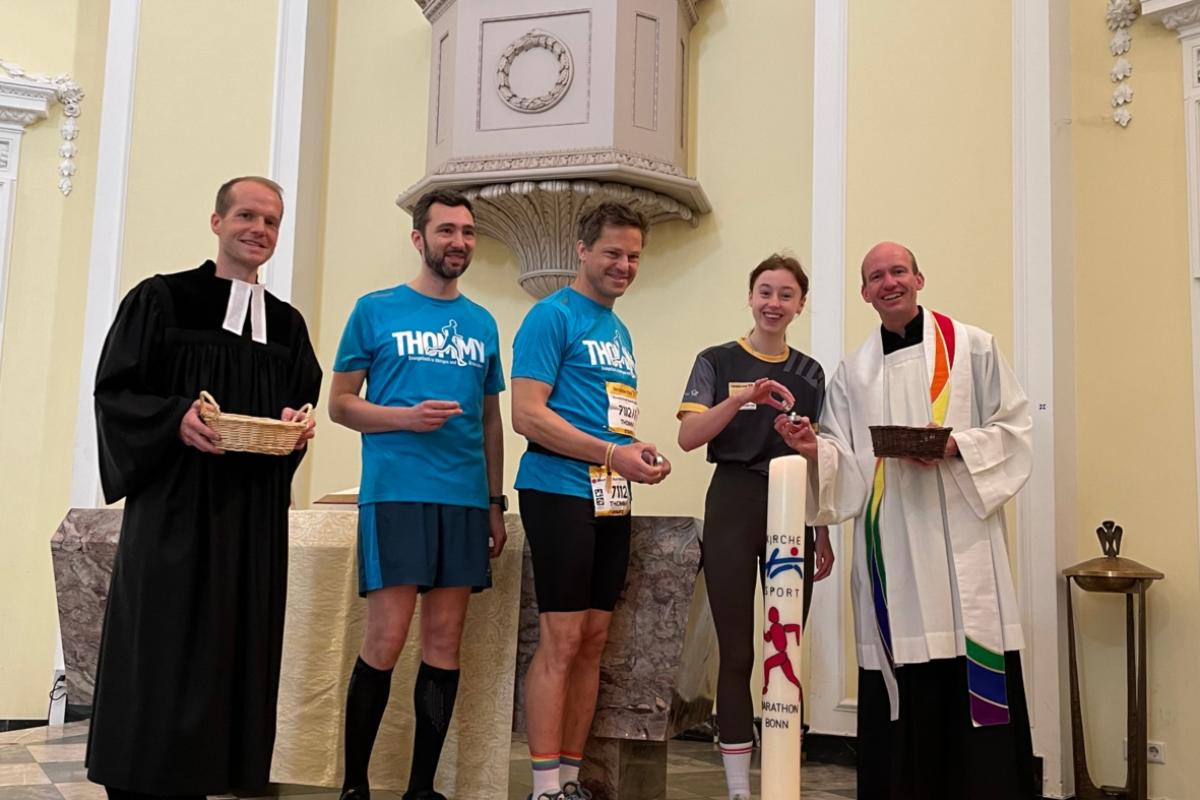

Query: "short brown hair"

xmin=577 ymin=202 xmax=649 ymax=248
xmin=412 ymin=189 xmax=474 ymax=234
xmin=215 ymin=176 xmax=284 ymax=216
xmin=749 ymin=254 xmax=809 ymax=297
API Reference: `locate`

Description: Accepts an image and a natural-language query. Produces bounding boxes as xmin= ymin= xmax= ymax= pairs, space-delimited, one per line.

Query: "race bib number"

xmin=729 ymin=381 xmax=756 ymax=411
xmin=589 ymin=465 xmax=631 ymax=517
xmin=606 ymin=382 xmax=639 ymax=436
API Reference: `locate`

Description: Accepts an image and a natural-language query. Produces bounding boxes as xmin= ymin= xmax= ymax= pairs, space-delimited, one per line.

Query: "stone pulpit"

xmin=400 ymin=0 xmax=710 ymax=296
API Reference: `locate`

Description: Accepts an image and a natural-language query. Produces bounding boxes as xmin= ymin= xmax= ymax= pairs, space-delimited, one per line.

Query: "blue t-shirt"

xmin=512 ymin=287 xmax=637 ymax=500
xmin=334 ymin=284 xmax=505 ymax=508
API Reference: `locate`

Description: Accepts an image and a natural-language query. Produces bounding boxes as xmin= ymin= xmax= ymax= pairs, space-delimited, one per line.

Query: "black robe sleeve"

xmin=93 ymin=277 xmax=193 ymax=503
xmin=283 ymin=309 xmax=323 ymax=477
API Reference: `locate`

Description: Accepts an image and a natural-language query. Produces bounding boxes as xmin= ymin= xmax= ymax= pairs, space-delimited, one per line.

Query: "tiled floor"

xmin=0 ymin=722 xmax=856 ymax=800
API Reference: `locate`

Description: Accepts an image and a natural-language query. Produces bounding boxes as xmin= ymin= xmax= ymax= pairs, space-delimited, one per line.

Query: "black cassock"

xmin=85 ymin=261 xmax=322 ymax=795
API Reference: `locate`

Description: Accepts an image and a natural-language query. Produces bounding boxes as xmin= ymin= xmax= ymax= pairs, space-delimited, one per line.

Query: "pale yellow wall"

xmin=120 ymin=0 xmax=278 ymax=293
xmin=0 ymin=0 xmax=108 ymax=717
xmin=846 ymin=0 xmax=1014 ymax=353
xmin=1070 ymin=8 xmax=1200 ymax=796
xmin=308 ymin=0 xmax=817 ymax=523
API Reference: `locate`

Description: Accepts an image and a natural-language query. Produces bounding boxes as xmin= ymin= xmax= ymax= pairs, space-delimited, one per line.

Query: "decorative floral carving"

xmin=0 ymin=108 xmax=40 ymax=126
xmin=1103 ymin=2 xmax=1138 ymax=128
xmin=0 ymin=140 xmax=8 ymax=171
xmin=0 ymin=58 xmax=84 ymax=195
xmin=435 ymin=147 xmax=686 ymax=178
xmin=1106 ymin=0 xmax=1139 ymax=30
xmin=1110 ymin=27 xmax=1132 ymax=55
xmin=457 ymin=180 xmax=695 ymax=298
xmin=496 ymin=30 xmax=574 ymax=114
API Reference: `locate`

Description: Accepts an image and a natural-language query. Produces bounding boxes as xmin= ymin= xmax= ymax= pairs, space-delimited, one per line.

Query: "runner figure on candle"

xmin=762 ymin=606 xmax=803 ymax=697
xmin=676 ymin=254 xmax=834 ymax=800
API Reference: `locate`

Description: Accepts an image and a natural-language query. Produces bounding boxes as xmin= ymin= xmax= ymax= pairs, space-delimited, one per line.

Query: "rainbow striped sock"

xmin=531 ymin=751 xmax=560 ymax=796
xmin=559 ymin=750 xmax=583 ymax=786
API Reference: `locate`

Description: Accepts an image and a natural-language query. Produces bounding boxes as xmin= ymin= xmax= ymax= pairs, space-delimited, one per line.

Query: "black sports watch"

xmin=489 ymin=494 xmax=509 ymax=511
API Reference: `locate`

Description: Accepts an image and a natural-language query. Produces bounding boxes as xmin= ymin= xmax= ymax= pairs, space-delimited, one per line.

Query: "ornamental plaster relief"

xmin=1107 ymin=0 xmax=1138 ymax=127
xmin=0 ymin=59 xmax=84 ymax=195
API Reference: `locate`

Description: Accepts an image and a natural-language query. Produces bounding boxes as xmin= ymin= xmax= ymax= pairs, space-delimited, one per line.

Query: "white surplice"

xmin=807 ymin=311 xmax=1032 ymax=718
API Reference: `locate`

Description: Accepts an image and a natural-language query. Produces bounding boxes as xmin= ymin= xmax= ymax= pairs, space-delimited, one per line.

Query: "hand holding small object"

xmin=773 ymin=413 xmax=818 ymax=460
xmin=737 ymin=377 xmax=795 ymax=412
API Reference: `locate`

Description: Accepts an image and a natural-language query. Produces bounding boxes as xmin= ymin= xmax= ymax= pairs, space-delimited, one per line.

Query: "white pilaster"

xmin=69 ymin=0 xmax=141 ymax=508
xmin=807 ymin=0 xmax=854 ymax=737
xmin=1012 ymin=1 xmax=1075 ymax=796
xmin=266 ymin=0 xmax=331 ymax=319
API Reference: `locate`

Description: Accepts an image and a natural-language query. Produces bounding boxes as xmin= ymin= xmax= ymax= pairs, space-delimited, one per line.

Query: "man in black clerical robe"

xmin=85 ymin=176 xmax=323 ymax=800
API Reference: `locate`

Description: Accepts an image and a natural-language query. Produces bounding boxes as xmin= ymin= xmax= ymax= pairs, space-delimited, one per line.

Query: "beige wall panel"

xmin=1070 ymin=9 xmax=1200 ymax=795
xmin=845 ymin=0 xmax=1013 ymax=354
xmin=119 ymin=0 xmax=278 ymax=294
xmin=0 ymin=0 xmax=108 ymax=717
xmin=308 ymin=1 xmax=817 ymax=525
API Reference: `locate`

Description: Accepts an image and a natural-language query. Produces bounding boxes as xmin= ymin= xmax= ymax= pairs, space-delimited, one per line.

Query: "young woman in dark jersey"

xmin=676 ymin=254 xmax=834 ymax=800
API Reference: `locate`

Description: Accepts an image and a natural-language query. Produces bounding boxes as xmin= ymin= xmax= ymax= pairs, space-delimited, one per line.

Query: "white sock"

xmin=720 ymin=740 xmax=753 ymax=799
xmin=531 ymin=752 xmax=560 ymax=797
xmin=559 ymin=751 xmax=582 ymax=787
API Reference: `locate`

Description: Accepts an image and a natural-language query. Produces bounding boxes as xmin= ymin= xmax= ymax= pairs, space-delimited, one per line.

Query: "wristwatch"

xmin=489 ymin=494 xmax=509 ymax=511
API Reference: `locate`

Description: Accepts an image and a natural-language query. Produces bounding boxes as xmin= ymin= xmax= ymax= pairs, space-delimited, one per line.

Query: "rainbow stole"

xmin=865 ymin=310 xmax=1010 ymax=726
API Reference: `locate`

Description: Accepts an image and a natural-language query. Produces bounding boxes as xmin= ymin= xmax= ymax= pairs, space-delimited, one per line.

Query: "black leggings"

xmin=702 ymin=463 xmax=813 ymax=743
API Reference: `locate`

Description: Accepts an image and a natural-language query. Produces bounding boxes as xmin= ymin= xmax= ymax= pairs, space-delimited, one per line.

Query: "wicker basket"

xmin=198 ymin=390 xmax=312 ymax=456
xmin=869 ymin=425 xmax=952 ymax=460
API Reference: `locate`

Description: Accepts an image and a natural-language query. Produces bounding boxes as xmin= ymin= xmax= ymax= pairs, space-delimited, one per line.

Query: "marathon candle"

xmin=763 ymin=455 xmax=807 ymax=799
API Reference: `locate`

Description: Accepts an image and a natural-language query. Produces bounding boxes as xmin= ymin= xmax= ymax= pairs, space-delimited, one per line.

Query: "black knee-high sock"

xmin=342 ymin=656 xmax=394 ymax=796
xmin=406 ymin=662 xmax=460 ymax=793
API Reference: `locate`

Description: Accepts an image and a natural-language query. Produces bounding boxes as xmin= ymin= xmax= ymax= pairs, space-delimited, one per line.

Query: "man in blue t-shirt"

xmin=511 ymin=203 xmax=672 ymax=800
xmin=330 ymin=189 xmax=506 ymax=800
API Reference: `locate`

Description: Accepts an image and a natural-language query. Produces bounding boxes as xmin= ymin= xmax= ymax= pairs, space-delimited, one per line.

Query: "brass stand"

xmin=1063 ymin=521 xmax=1163 ymax=800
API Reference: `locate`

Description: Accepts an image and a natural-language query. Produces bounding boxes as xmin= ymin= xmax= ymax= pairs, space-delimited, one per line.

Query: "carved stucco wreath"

xmin=496 ymin=30 xmax=574 ymax=113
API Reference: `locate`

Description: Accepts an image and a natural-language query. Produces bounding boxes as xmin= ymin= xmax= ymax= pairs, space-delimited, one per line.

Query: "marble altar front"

xmin=52 ymin=508 xmax=715 ymax=800
xmin=51 ymin=507 xmax=525 ymax=797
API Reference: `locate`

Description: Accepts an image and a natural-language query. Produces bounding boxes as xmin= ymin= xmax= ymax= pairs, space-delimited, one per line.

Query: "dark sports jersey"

xmin=678 ymin=338 xmax=825 ymax=474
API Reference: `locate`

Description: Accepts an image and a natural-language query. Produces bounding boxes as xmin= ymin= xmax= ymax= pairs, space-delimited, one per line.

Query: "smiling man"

xmin=778 ymin=241 xmax=1036 ymax=800
xmin=330 ymin=189 xmax=507 ymax=800
xmin=86 ymin=176 xmax=322 ymax=800
xmin=511 ymin=203 xmax=671 ymax=800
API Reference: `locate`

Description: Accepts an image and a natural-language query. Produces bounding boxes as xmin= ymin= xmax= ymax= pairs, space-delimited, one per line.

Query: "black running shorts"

xmin=518 ymin=488 xmax=632 ymax=612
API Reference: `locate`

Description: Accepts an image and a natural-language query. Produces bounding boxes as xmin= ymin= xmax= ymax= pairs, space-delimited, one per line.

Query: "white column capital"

xmin=0 ymin=78 xmax=56 ymax=132
xmin=1143 ymin=0 xmax=1200 ymax=33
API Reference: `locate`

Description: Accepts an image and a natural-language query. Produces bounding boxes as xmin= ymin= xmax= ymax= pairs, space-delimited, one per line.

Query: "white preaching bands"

xmin=222 ymin=279 xmax=267 ymax=344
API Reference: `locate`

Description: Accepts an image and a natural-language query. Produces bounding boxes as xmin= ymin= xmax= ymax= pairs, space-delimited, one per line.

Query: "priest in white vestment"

xmin=778 ymin=242 xmax=1036 ymax=800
